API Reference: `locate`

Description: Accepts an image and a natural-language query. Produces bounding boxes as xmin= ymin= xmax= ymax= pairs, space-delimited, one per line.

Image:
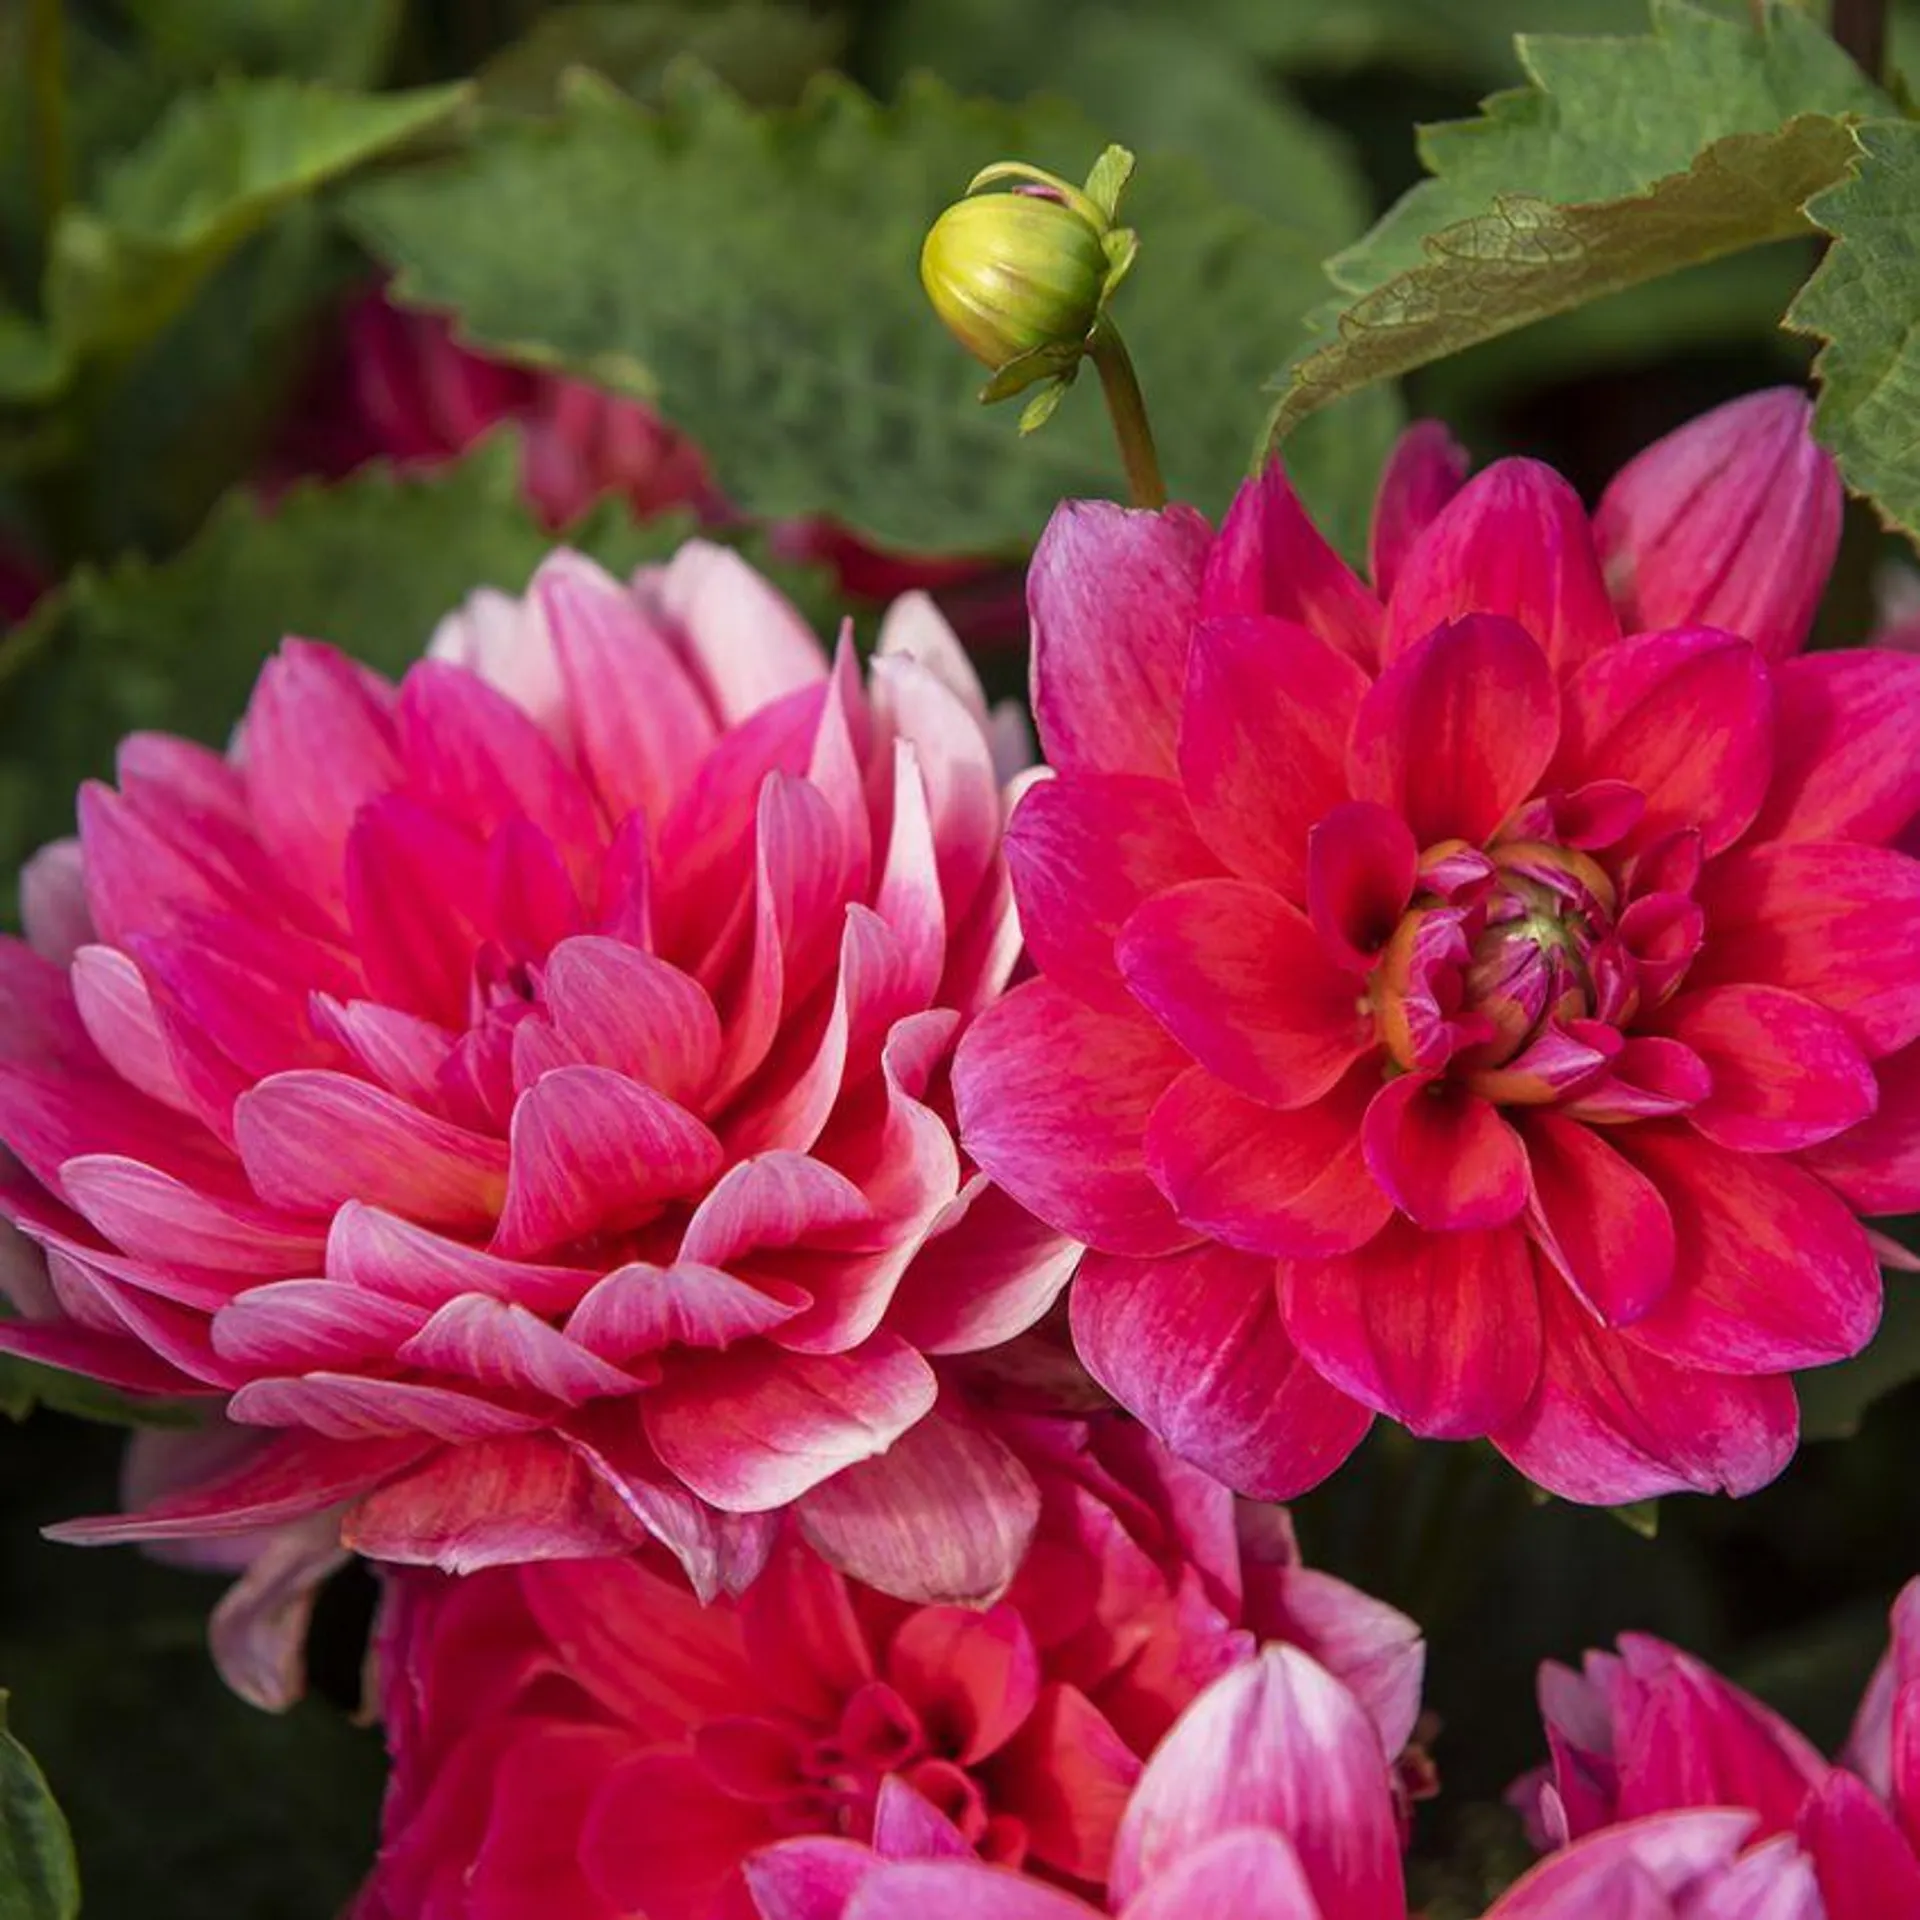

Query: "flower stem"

xmin=1088 ymin=318 xmax=1167 ymax=510
xmin=1829 ymin=0 xmax=1889 ymax=81
xmin=27 ymin=0 xmax=69 ymax=250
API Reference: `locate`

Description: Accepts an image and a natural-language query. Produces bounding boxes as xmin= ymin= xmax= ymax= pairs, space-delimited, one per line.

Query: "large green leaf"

xmin=41 ymin=76 xmax=466 ymax=375
xmin=347 ymin=68 xmax=1393 ymax=557
xmin=120 ymin=0 xmax=402 ymax=88
xmin=0 ymin=1698 xmax=78 ymax=1920
xmin=0 ymin=437 xmax=724 ymax=887
xmin=1265 ymin=0 xmax=1889 ymax=442
xmin=1788 ymin=120 xmax=1920 ymax=545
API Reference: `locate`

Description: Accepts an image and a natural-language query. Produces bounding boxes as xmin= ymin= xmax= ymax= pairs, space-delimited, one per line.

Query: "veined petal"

xmin=1361 ymin=1076 xmax=1529 ymax=1232
xmin=1521 ymin=1114 xmax=1676 ymax=1327
xmin=1752 ymin=649 xmax=1920 ymax=846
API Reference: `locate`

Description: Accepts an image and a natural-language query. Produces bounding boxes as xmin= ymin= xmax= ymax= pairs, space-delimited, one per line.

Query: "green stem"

xmin=1088 ymin=318 xmax=1167 ymax=510
xmin=27 ymin=0 xmax=69 ymax=251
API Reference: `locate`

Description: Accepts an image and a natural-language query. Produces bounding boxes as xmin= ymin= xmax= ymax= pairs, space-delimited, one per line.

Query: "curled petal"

xmin=1361 ymin=1076 xmax=1528 ymax=1232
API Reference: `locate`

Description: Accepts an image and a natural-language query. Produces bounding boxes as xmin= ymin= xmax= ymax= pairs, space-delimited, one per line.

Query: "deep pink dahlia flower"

xmin=1511 ymin=1578 xmax=1920 ymax=1916
xmin=0 ymin=544 xmax=1075 ymax=1595
xmin=956 ymin=388 xmax=1920 ymax=1505
xmin=350 ymin=1415 xmax=1423 ymax=1920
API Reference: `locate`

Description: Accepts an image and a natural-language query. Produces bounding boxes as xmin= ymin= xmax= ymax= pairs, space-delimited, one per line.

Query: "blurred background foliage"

xmin=0 ymin=0 xmax=1917 ymax=1913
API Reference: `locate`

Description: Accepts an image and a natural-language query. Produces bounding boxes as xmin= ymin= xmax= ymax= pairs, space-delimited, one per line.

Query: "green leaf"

xmin=120 ymin=0 xmax=403 ymax=88
xmin=1265 ymin=0 xmax=1888 ymax=442
xmin=348 ymin=68 xmax=1390 ymax=558
xmin=1800 ymin=1263 xmax=1920 ymax=1441
xmin=0 ymin=1696 xmax=79 ymax=1920
xmin=479 ymin=1 xmax=841 ymax=116
xmin=0 ymin=310 xmax=65 ymax=405
xmin=42 ymin=76 xmax=467 ymax=370
xmin=1787 ymin=119 xmax=1920 ymax=545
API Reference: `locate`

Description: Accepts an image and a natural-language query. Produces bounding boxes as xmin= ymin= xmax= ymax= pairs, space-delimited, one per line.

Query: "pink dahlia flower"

xmin=1510 ymin=1578 xmax=1920 ymax=1915
xmin=0 ymin=543 xmax=1075 ymax=1597
xmin=957 ymin=388 xmax=1920 ymax=1505
xmin=350 ymin=1414 xmax=1423 ymax=1919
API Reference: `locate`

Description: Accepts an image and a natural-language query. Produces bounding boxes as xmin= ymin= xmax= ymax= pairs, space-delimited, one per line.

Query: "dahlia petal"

xmin=566 ymin=1261 xmax=809 ymax=1361
xmin=538 ymin=550 xmax=717 ymax=824
xmin=1202 ymin=461 xmax=1383 ymax=667
xmin=1386 ymin=457 xmax=1618 ymax=672
xmin=398 ymin=1294 xmax=641 ymax=1403
xmin=990 ymin=1682 xmax=1143 ymax=1881
xmin=1362 ymin=1076 xmax=1528 ymax=1231
xmin=887 ymin=1604 xmax=1041 ymax=1765
xmin=649 ymin=538 xmax=827 ymax=726
xmin=326 ymin=1202 xmax=591 ymax=1316
xmin=797 ymin=1404 xmax=1041 ymax=1606
xmin=873 ymin=739 xmax=949 ymax=1004
xmin=1522 ymin=1114 xmax=1676 ymax=1326
xmin=1121 ymin=1831 xmax=1324 ymax=1920
xmin=1619 ymin=1129 xmax=1880 ymax=1373
xmin=954 ymin=982 xmax=1191 ymax=1257
xmin=1753 ymin=649 xmax=1920 ymax=845
xmin=1594 ymin=387 xmax=1840 ymax=663
xmin=1146 ymin=1065 xmax=1392 ymax=1259
xmin=60 ymin=1155 xmax=324 ymax=1273
xmin=1072 ymin=1245 xmax=1373 ymax=1499
xmin=1307 ymin=802 xmax=1419 ymax=972
xmin=1804 ymin=1040 xmax=1920 ymax=1214
xmin=343 ymin=796 xmax=490 ymax=1026
xmin=876 ymin=590 xmax=991 ymax=725
xmin=583 ymin=1750 xmax=782 ymax=1916
xmin=1369 ymin=419 xmax=1471 ymax=600
xmin=205 ymin=1514 xmax=348 ymax=1713
xmin=430 ymin=582 xmax=567 ymax=735
xmin=241 ymin=641 xmax=402 ymax=910
xmin=643 ymin=1333 xmax=938 ymax=1513
xmin=1557 ymin=627 xmax=1774 ymax=855
xmin=1491 ymin=1265 xmax=1798 ymax=1503
xmin=494 ymin=1064 xmax=722 ymax=1259
xmin=45 ymin=1431 xmax=427 ymax=1544
xmin=1348 ymin=614 xmax=1560 ymax=846
xmin=211 ymin=1279 xmax=429 ymax=1371
xmin=1280 ymin=1217 xmax=1541 ymax=1438
xmin=534 ymin=936 xmax=722 ymax=1107
xmin=1485 ymin=1814 xmax=1762 ymax=1919
xmin=1692 ymin=842 xmax=1920 ymax=1056
xmin=1663 ymin=984 xmax=1877 ymax=1152
xmin=486 ymin=817 xmax=584 ymax=958
xmin=1799 ymin=1769 xmax=1920 ymax=1920
xmin=69 ymin=946 xmax=191 ymax=1111
xmin=230 ymin=1373 xmax=544 ymax=1441
xmin=1004 ymin=773 xmax=1221 ymax=1016
xmin=1179 ymin=616 xmax=1370 ymax=899
xmin=1109 ymin=1644 xmax=1404 ymax=1920
xmin=0 ymin=1061 xmax=238 ymax=1202
xmin=309 ymin=997 xmax=454 ymax=1109
xmin=237 ymin=1070 xmax=507 ymax=1229
xmin=76 ymin=782 xmax=238 ymax=950
xmin=19 ymin=839 xmax=93 ymax=964
xmin=744 ymin=1841 xmax=883 ymax=1920
xmin=1564 ymin=1036 xmax=1714 ymax=1124
xmin=0 ymin=1318 xmax=204 ymax=1395
xmin=844 ymin=1865 xmax=1092 ymax=1920
xmin=1117 ymin=880 xmax=1372 ymax=1111
xmin=1028 ymin=498 xmax=1212 ymax=781
xmin=344 ymin=1432 xmax=626 ymax=1573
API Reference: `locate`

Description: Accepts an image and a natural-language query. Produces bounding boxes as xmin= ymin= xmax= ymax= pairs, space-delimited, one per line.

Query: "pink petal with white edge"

xmin=1369 ymin=419 xmax=1470 ymax=600
xmin=1486 ymin=1814 xmax=1761 ymax=1918
xmin=955 ymin=981 xmax=1193 ymax=1258
xmin=1004 ymin=773 xmax=1221 ymax=1017
xmin=1521 ymin=1113 xmax=1676 ymax=1327
xmin=236 ymin=1070 xmax=507 ymax=1229
xmin=533 ymin=936 xmax=722 ymax=1107
xmin=1752 ymin=648 xmax=1920 ymax=846
xmin=1179 ymin=615 xmax=1370 ymax=901
xmin=397 ymin=1293 xmax=640 ymax=1402
xmin=60 ymin=1155 xmax=324 ymax=1273
xmin=1594 ymin=386 xmax=1840 ymax=664
xmin=1362 ymin=1075 xmax=1528 ymax=1231
xmin=1691 ymin=842 xmax=1920 ymax=1058
xmin=1118 ymin=879 xmax=1373 ymax=1112
xmin=1281 ymin=1217 xmax=1542 ymax=1439
xmin=1072 ymin=1244 xmax=1373 ymax=1500
xmin=0 ymin=1319 xmax=205 ymax=1395
xmin=229 ymin=1372 xmax=543 ymax=1441
xmin=680 ymin=1151 xmax=875 ymax=1265
xmin=1385 ymin=457 xmax=1618 ymax=672
xmin=1028 ymin=499 xmax=1212 ymax=782
xmin=845 ymin=1864 xmax=1094 ymax=1920
xmin=325 ymin=1202 xmax=591 ymax=1316
xmin=1661 ymin=984 xmax=1877 ymax=1152
xmin=1805 ymin=1039 xmax=1920 ymax=1215
xmin=1492 ymin=1262 xmax=1798 ymax=1503
xmin=798 ymin=1402 xmax=1040 ymax=1606
xmin=20 ymin=839 xmax=93 ymax=965
xmin=566 ymin=1261 xmax=809 ymax=1361
xmin=1348 ymin=614 xmax=1560 ymax=847
xmin=1620 ymin=1127 xmax=1880 ymax=1373
xmin=69 ymin=946 xmax=191 ymax=1111
xmin=1146 ymin=1065 xmax=1392 ymax=1259
xmin=1202 ymin=460 xmax=1383 ymax=668
xmin=1555 ymin=627 xmax=1774 ymax=855
xmin=644 ymin=1333 xmax=937 ymax=1512
xmin=205 ymin=1515 xmax=348 ymax=1713
xmin=1110 ymin=1644 xmax=1406 ymax=1920
xmin=211 ymin=1279 xmax=429 ymax=1371
xmin=1122 ymin=1831 xmax=1326 ymax=1920
xmin=745 ymin=1840 xmax=884 ymax=1920
xmin=876 ymin=590 xmax=990 ymax=725
xmin=493 ymin=1063 xmax=722 ymax=1259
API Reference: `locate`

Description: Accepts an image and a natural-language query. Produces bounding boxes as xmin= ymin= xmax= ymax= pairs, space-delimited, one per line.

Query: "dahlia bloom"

xmin=1512 ymin=1577 xmax=1920 ymax=1915
xmin=957 ymin=388 xmax=1920 ymax=1505
xmin=351 ymin=1415 xmax=1423 ymax=1919
xmin=0 ymin=543 xmax=1075 ymax=1597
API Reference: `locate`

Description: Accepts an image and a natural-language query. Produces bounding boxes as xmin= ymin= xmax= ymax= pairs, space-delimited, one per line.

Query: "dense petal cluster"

xmin=350 ymin=1415 xmax=1423 ymax=1919
xmin=1512 ymin=1578 xmax=1920 ymax=1915
xmin=957 ymin=389 xmax=1920 ymax=1506
xmin=0 ymin=544 xmax=1073 ymax=1595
